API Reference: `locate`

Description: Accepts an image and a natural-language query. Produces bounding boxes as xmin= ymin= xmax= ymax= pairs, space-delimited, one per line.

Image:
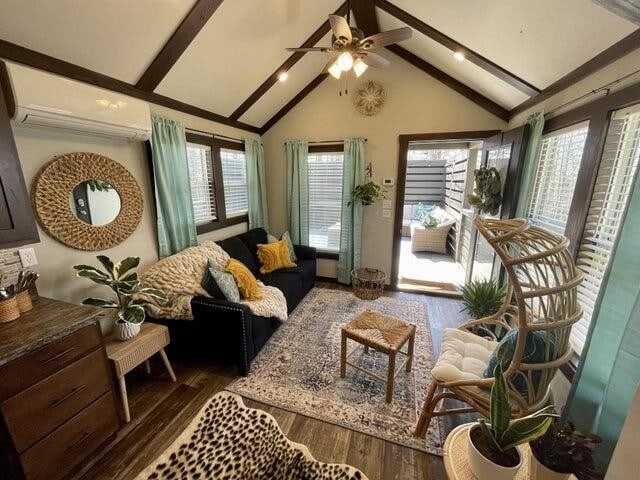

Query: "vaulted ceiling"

xmin=0 ymin=0 xmax=638 ymax=134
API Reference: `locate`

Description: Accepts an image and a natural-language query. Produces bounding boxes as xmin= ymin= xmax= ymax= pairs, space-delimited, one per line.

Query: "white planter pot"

xmin=467 ymin=426 xmax=522 ymax=480
xmin=114 ymin=321 xmax=141 ymax=341
xmin=529 ymin=452 xmax=572 ymax=480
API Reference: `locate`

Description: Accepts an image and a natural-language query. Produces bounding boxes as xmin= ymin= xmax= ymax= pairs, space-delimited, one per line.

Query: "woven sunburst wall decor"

xmin=353 ymin=81 xmax=386 ymax=116
xmin=32 ymin=152 xmax=143 ymax=251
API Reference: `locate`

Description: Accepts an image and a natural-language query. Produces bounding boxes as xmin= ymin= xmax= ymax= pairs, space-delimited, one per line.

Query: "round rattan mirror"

xmin=32 ymin=152 xmax=143 ymax=251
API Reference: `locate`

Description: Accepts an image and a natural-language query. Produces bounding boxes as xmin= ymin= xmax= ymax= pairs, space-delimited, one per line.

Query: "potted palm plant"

xmin=468 ymin=358 xmax=558 ymax=480
xmin=529 ymin=420 xmax=603 ymax=480
xmin=73 ymin=255 xmax=167 ymax=341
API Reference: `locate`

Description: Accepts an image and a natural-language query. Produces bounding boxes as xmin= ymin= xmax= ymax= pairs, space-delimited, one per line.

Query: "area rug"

xmin=227 ymin=287 xmax=444 ymax=455
xmin=135 ymin=392 xmax=367 ymax=479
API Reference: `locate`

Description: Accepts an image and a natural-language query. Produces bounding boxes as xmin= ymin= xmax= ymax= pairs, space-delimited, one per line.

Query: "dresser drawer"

xmin=0 ymin=323 xmax=102 ymax=400
xmin=20 ymin=393 xmax=118 ymax=480
xmin=1 ymin=348 xmax=111 ymax=452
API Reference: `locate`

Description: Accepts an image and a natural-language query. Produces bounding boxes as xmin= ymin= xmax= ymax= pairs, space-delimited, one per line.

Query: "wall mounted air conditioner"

xmin=5 ymin=62 xmax=151 ymax=141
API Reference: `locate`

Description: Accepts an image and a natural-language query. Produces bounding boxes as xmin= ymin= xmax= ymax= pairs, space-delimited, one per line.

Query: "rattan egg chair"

xmin=414 ymin=217 xmax=583 ymax=438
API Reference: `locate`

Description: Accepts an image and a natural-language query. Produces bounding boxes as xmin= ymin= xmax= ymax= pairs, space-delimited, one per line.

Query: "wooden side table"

xmin=105 ymin=322 xmax=176 ymax=422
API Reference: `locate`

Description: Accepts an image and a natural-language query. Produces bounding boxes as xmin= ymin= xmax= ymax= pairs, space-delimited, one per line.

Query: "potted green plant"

xmin=468 ymin=359 xmax=558 ymax=480
xmin=348 ymin=181 xmax=386 ymax=206
xmin=461 ymin=279 xmax=506 ymax=319
xmin=529 ymin=420 xmax=603 ymax=480
xmin=73 ymin=255 xmax=167 ymax=341
xmin=468 ymin=166 xmax=502 ymax=215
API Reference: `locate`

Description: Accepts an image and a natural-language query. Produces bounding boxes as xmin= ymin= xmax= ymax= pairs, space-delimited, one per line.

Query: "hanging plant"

xmin=348 ymin=181 xmax=386 ymax=206
xmin=467 ymin=167 xmax=502 ymax=215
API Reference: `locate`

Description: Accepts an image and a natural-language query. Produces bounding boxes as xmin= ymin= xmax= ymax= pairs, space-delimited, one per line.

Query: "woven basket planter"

xmin=352 ymin=268 xmax=387 ymax=300
xmin=0 ymin=297 xmax=20 ymax=323
xmin=16 ymin=291 xmax=33 ymax=313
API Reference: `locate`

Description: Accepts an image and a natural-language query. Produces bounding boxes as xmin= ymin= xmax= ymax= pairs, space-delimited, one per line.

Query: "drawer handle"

xmin=50 ymin=385 xmax=87 ymax=408
xmin=40 ymin=347 xmax=77 ymax=365
xmin=66 ymin=430 xmax=94 ymax=452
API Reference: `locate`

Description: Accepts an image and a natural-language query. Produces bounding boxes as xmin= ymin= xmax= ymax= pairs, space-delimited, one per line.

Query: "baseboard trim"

xmin=316 ymin=275 xmax=339 ymax=284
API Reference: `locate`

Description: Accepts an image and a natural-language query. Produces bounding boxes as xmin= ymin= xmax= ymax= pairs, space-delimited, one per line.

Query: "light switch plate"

xmin=382 ymin=209 xmax=391 ymax=218
xmin=18 ymin=248 xmax=38 ymax=268
xmin=382 ymin=199 xmax=392 ymax=209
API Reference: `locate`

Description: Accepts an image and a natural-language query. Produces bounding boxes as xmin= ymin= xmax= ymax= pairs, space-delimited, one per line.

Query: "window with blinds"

xmin=186 ymin=142 xmax=217 ymax=225
xmin=221 ymin=148 xmax=248 ymax=218
xmin=308 ymin=152 xmax=344 ymax=252
xmin=571 ymin=105 xmax=640 ymax=354
xmin=526 ymin=123 xmax=589 ymax=233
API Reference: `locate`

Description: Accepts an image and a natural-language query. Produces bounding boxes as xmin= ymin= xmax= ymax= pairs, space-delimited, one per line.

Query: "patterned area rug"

xmin=227 ymin=288 xmax=444 ymax=455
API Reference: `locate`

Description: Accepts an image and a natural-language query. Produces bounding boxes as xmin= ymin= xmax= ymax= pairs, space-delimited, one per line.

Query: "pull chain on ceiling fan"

xmin=285 ymin=0 xmax=412 ymax=81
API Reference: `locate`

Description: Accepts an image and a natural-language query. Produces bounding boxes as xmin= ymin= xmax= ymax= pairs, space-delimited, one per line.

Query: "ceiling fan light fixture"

xmin=328 ymin=62 xmax=342 ymax=79
xmin=277 ymin=71 xmax=288 ymax=82
xmin=453 ymin=51 xmax=465 ymax=62
xmin=353 ymin=58 xmax=368 ymax=77
xmin=337 ymin=51 xmax=354 ymax=71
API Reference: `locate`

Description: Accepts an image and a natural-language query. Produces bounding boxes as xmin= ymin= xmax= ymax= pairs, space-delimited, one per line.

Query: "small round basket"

xmin=351 ymin=268 xmax=387 ymax=300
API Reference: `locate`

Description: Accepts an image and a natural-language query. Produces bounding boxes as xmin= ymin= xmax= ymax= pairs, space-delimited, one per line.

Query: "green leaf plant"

xmin=467 ymin=167 xmax=503 ymax=215
xmin=348 ymin=181 xmax=386 ymax=206
xmin=478 ymin=355 xmax=558 ymax=455
xmin=73 ymin=255 xmax=167 ymax=325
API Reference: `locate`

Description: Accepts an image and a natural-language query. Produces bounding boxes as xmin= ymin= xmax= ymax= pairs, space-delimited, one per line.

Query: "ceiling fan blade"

xmin=359 ymin=51 xmax=391 ymax=68
xmin=358 ymin=27 xmax=412 ymax=50
xmin=329 ymin=14 xmax=352 ymax=44
xmin=285 ymin=47 xmax=330 ymax=52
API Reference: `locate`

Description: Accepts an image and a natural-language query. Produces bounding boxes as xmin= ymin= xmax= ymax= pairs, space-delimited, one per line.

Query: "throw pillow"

xmin=281 ymin=231 xmax=297 ymax=262
xmin=267 ymin=234 xmax=278 ymax=244
xmin=226 ymin=258 xmax=262 ymax=300
xmin=201 ymin=260 xmax=240 ymax=303
xmin=257 ymin=240 xmax=297 ymax=274
xmin=484 ymin=329 xmax=555 ymax=395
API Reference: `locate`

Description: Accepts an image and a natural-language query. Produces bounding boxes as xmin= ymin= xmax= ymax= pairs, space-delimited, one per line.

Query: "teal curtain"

xmin=566 ymin=170 xmax=640 ymax=469
xmin=337 ymin=138 xmax=365 ymax=284
xmin=150 ymin=116 xmax=197 ymax=257
xmin=515 ymin=112 xmax=545 ymax=218
xmin=286 ymin=140 xmax=309 ymax=244
xmin=245 ymin=139 xmax=269 ymax=230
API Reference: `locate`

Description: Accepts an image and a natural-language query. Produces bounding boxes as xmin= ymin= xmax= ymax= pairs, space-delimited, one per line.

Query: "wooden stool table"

xmin=105 ymin=322 xmax=176 ymax=422
xmin=340 ymin=309 xmax=416 ymax=403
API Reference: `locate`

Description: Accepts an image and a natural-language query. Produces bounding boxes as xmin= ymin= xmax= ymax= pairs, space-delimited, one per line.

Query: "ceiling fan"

xmin=285 ymin=2 xmax=412 ymax=80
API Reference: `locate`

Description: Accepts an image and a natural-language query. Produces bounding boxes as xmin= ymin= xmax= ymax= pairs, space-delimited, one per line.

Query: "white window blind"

xmin=571 ymin=105 xmax=640 ymax=354
xmin=186 ymin=142 xmax=217 ymax=225
xmin=308 ymin=152 xmax=344 ymax=252
xmin=526 ymin=123 xmax=589 ymax=233
xmin=221 ymin=148 xmax=248 ymax=218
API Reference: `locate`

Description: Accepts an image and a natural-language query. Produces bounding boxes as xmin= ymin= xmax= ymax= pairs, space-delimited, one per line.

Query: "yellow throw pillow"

xmin=257 ymin=240 xmax=297 ymax=274
xmin=226 ymin=258 xmax=262 ymax=300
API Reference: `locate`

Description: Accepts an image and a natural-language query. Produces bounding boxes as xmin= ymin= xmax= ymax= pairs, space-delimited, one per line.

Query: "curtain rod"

xmin=545 ymin=67 xmax=640 ymax=117
xmin=185 ymin=127 xmax=245 ymax=144
xmin=283 ymin=139 xmax=368 ymax=145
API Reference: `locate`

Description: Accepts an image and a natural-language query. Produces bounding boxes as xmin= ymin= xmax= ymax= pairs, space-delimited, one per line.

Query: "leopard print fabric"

xmin=136 ymin=392 xmax=368 ymax=480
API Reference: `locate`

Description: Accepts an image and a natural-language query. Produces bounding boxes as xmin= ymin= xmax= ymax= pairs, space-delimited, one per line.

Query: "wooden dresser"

xmin=0 ymin=297 xmax=120 ymax=480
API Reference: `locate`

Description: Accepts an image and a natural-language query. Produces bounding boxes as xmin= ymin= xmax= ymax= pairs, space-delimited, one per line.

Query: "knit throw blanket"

xmin=140 ymin=241 xmax=288 ymax=322
xmin=135 ymin=392 xmax=367 ymax=480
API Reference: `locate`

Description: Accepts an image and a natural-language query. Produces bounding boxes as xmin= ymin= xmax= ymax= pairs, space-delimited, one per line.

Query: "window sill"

xmin=196 ymin=214 xmax=248 ymax=235
xmin=316 ymin=251 xmax=339 ymax=260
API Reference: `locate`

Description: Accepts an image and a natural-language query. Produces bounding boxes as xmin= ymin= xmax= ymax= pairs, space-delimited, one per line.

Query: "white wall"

xmin=262 ymin=50 xmax=506 ymax=279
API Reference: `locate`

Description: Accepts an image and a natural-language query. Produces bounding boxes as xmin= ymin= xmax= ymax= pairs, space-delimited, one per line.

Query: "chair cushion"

xmin=238 ymin=228 xmax=268 ymax=264
xmin=274 ymin=259 xmax=316 ymax=292
xmin=260 ymin=272 xmax=305 ymax=314
xmin=257 ymin=240 xmax=296 ymax=274
xmin=227 ymin=258 xmax=262 ymax=300
xmin=217 ymin=237 xmax=259 ymax=273
xmin=432 ymin=329 xmax=497 ymax=382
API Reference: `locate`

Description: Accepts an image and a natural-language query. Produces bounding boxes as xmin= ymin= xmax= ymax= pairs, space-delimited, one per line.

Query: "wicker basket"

xmin=16 ymin=290 xmax=33 ymax=313
xmin=351 ymin=268 xmax=387 ymax=300
xmin=0 ymin=297 xmax=20 ymax=323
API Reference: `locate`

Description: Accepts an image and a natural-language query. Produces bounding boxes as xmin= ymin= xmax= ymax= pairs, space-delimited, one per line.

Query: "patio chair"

xmin=414 ymin=217 xmax=583 ymax=437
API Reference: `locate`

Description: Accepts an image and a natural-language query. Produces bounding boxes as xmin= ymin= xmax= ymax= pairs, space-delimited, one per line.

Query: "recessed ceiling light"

xmin=453 ymin=51 xmax=465 ymax=62
xmin=278 ymin=71 xmax=288 ymax=82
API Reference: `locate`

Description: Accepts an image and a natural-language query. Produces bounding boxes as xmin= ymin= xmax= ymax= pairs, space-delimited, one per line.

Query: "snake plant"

xmin=73 ymin=255 xmax=166 ymax=324
xmin=478 ymin=358 xmax=558 ymax=453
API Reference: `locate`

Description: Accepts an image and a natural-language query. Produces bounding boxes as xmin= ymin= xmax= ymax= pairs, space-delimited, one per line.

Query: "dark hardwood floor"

xmin=75 ymin=283 xmax=470 ymax=480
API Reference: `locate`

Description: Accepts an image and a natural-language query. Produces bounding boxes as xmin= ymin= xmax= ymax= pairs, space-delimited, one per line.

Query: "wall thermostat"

xmin=382 ymin=178 xmax=395 ymax=186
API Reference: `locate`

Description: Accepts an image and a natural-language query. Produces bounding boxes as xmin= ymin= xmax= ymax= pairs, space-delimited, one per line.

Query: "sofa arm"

xmin=190 ymin=296 xmax=254 ymax=376
xmin=293 ymin=244 xmax=317 ymax=260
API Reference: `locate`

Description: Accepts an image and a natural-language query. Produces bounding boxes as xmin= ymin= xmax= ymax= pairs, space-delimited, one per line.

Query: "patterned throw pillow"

xmin=201 ymin=260 xmax=240 ymax=303
xmin=226 ymin=258 xmax=262 ymax=300
xmin=267 ymin=233 xmax=278 ymax=244
xmin=280 ymin=231 xmax=297 ymax=262
xmin=257 ymin=240 xmax=297 ymax=274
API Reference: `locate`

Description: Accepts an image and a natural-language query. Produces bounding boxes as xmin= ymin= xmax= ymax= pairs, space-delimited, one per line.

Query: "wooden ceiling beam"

xmin=509 ymin=28 xmax=640 ymax=118
xmin=386 ymin=44 xmax=510 ymax=121
xmin=351 ymin=0 xmax=380 ymax=36
xmin=375 ymin=0 xmax=540 ymax=97
xmin=136 ymin=0 xmax=224 ymax=91
xmin=0 ymin=39 xmax=260 ymax=133
xmin=229 ymin=2 xmax=348 ymax=121
xmin=259 ymin=73 xmax=328 ymax=134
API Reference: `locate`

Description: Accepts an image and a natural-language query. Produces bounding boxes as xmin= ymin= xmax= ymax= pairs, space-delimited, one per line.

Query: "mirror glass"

xmin=69 ymin=180 xmax=121 ymax=226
